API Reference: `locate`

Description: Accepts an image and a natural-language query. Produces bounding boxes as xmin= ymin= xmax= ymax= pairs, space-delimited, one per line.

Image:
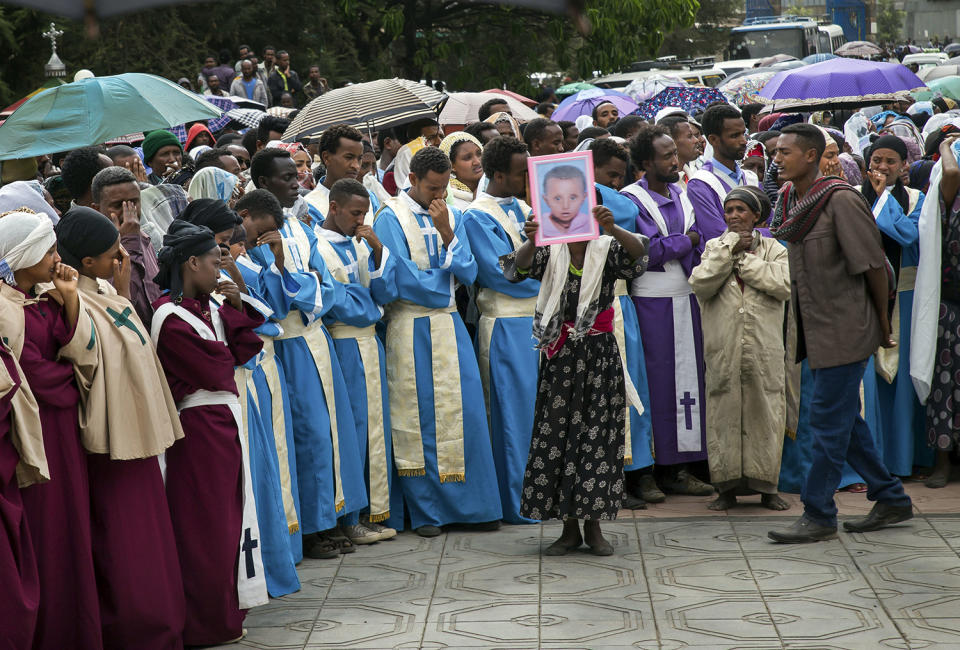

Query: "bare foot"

xmin=708 ymin=491 xmax=737 ymax=511
xmin=761 ymin=493 xmax=790 ymax=511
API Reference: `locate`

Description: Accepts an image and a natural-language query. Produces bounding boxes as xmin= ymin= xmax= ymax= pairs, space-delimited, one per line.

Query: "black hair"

xmin=464 ymin=121 xmax=499 ymax=142
xmin=235 ymin=188 xmax=284 ymax=228
xmin=629 ymin=124 xmax=671 ymax=168
xmin=611 ymin=115 xmax=644 ymax=139
xmin=250 ymin=148 xmax=292 ymax=188
xmin=479 ymin=98 xmax=510 ymax=122
xmin=590 ymin=137 xmax=629 ymax=168
xmin=739 ymin=103 xmax=764 ymax=126
xmin=756 ymin=130 xmax=781 ymax=144
xmin=61 ymin=146 xmax=107 ymax=199
xmin=780 ymin=123 xmax=826 ymax=159
xmin=309 ymin=64 xmax=320 ymax=73
xmin=701 ymin=104 xmax=743 ymax=138
xmin=90 ymin=166 xmax=138 ymax=203
xmin=557 ymin=121 xmax=577 ymax=139
xmin=480 ymin=135 xmax=528 ymax=178
xmin=257 ymin=115 xmax=291 ymax=145
xmin=264 ymin=45 xmax=276 ymax=54
xmin=542 ymin=164 xmax=586 ymax=193
xmin=376 ymin=127 xmax=398 ymax=151
xmin=577 ymin=127 xmax=609 ymax=144
xmin=105 ymin=145 xmax=137 ymax=162
xmin=241 ymin=129 xmax=258 ymax=158
xmin=522 ymin=118 xmax=557 ymax=149
xmin=329 ymin=178 xmax=370 ymax=207
xmin=911 ymin=112 xmax=930 ymax=130
xmin=216 ymin=132 xmax=242 ymax=148
xmin=409 ymin=146 xmax=451 ymax=178
xmin=535 ymin=102 xmax=556 ymax=114
xmin=362 ymin=141 xmax=375 ymax=155
xmin=218 ymin=49 xmax=231 ymax=65
xmin=658 ymin=114 xmax=691 ymax=140
xmin=404 ymin=119 xmax=438 ymax=141
xmin=195 ymin=147 xmax=234 ymax=171
xmin=591 ymin=101 xmax=618 ymax=121
xmin=239 ymin=44 xmax=251 ymax=52
xmin=318 ymin=124 xmax=363 ymax=156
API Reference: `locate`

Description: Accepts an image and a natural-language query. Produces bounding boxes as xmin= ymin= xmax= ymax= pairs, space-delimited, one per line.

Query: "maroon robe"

xmin=0 ymin=346 xmax=39 ymax=650
xmin=17 ymin=290 xmax=102 ymax=650
xmin=152 ymin=294 xmax=263 ymax=646
xmin=88 ymin=452 xmax=185 ymax=650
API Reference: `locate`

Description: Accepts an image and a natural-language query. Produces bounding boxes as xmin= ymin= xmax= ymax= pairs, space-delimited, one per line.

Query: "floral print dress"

xmin=928 ymin=203 xmax=960 ymax=451
xmin=502 ymin=241 xmax=646 ymax=521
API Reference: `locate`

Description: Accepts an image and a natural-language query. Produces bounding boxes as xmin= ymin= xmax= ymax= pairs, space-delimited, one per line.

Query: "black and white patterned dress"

xmin=503 ymin=242 xmax=647 ymax=521
xmin=928 ymin=203 xmax=960 ymax=451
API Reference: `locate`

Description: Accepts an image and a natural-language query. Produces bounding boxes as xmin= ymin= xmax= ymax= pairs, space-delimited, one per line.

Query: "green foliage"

xmin=659 ymin=0 xmax=742 ymax=58
xmin=877 ymin=0 xmax=905 ymax=44
xmin=0 ymin=0 xmax=698 ymax=107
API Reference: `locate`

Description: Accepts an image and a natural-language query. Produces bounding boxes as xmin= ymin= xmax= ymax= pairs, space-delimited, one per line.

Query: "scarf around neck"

xmin=533 ymin=236 xmax=613 ymax=351
xmin=770 ymin=175 xmax=852 ymax=243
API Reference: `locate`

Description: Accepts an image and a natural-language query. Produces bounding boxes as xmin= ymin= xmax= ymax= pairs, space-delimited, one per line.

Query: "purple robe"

xmin=622 ymin=179 xmax=708 ymax=465
xmin=17 ymin=290 xmax=103 ymax=650
xmin=121 ymin=231 xmax=162 ymax=329
xmin=686 ymin=160 xmax=743 ymax=243
xmin=153 ymin=295 xmax=264 ymax=646
xmin=0 ymin=346 xmax=39 ymax=650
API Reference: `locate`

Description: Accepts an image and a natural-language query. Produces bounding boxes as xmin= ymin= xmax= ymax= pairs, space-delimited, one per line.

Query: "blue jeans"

xmin=801 ymin=360 xmax=911 ymax=527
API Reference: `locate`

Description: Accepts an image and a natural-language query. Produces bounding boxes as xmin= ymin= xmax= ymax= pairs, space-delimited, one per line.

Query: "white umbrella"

xmin=624 ymin=75 xmax=688 ymax=102
xmin=439 ymin=92 xmax=539 ymax=125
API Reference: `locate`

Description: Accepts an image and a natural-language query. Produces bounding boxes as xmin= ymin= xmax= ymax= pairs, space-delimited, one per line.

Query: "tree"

xmin=876 ymin=0 xmax=905 ymax=44
xmin=0 ymin=0 xmax=698 ymax=106
xmin=659 ymin=0 xmax=742 ymax=59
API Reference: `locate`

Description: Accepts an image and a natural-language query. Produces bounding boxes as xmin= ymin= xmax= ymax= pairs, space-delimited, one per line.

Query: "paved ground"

xmin=213 ymin=481 xmax=960 ymax=649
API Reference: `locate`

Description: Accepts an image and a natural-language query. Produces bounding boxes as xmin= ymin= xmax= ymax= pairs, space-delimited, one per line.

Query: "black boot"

xmin=842 ymin=502 xmax=913 ymax=533
xmin=767 ymin=514 xmax=837 ymax=544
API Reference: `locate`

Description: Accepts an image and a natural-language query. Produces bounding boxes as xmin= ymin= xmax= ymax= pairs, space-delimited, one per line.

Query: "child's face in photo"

xmin=543 ymin=177 xmax=587 ymax=228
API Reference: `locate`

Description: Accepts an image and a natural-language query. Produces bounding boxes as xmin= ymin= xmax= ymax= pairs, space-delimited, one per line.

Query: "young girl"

xmin=502 ymin=205 xmax=648 ymax=556
xmin=55 ymin=206 xmax=187 ymax=649
xmin=151 ymin=220 xmax=267 ymax=645
xmin=0 ymin=209 xmax=102 ymax=650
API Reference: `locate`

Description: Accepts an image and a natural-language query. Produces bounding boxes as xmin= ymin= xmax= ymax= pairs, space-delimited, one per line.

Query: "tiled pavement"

xmin=212 ymin=481 xmax=960 ymax=649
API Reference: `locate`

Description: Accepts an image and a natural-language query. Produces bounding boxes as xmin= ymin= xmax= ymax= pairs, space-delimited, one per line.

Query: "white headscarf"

xmin=0 ymin=210 xmax=56 ymax=284
xmin=0 ymin=180 xmax=59 ymax=225
xmin=188 ymin=166 xmax=239 ymax=203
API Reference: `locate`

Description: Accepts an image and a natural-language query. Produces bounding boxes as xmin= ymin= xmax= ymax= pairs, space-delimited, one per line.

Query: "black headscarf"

xmin=861 ymin=134 xmax=910 ymax=272
xmin=154 ymin=220 xmax=217 ymax=298
xmin=177 ymin=198 xmax=241 ymax=235
xmin=54 ymin=206 xmax=119 ymax=269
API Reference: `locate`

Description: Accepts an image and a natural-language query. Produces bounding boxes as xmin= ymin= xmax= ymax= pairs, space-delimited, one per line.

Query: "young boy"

xmin=318 ymin=178 xmax=397 ymax=541
xmin=152 ymin=219 xmax=268 ymax=645
xmin=54 ymin=206 xmax=186 ymax=649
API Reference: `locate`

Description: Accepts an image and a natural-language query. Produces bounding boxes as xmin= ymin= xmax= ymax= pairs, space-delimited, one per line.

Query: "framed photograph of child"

xmin=528 ymin=150 xmax=598 ymax=247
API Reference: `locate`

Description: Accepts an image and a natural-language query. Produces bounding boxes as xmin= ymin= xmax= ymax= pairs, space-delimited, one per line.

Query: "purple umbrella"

xmin=550 ymin=88 xmax=639 ymax=122
xmin=758 ymin=57 xmax=925 ymax=110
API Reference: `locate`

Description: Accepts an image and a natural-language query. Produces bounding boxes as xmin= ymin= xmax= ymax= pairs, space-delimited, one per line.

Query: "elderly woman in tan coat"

xmin=690 ymin=186 xmax=792 ymax=511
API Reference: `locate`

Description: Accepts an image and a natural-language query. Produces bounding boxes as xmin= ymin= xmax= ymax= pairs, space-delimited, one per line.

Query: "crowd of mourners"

xmin=3 ymin=40 xmax=960 ymax=649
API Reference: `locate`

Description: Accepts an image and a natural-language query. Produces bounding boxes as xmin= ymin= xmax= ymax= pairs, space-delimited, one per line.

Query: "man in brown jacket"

xmin=766 ymin=124 xmax=913 ymax=544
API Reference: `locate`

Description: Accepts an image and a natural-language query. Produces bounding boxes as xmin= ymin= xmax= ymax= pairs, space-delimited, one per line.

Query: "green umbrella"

xmin=913 ymin=76 xmax=960 ymax=102
xmin=556 ymin=82 xmax=597 ymax=98
xmin=0 ymin=73 xmax=222 ymax=160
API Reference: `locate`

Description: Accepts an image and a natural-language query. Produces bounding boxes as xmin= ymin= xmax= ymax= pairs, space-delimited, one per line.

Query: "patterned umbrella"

xmin=550 ymin=88 xmax=638 ymax=122
xmin=282 ymin=78 xmax=446 ymax=142
xmin=633 ymin=86 xmax=727 ymax=121
xmin=915 ymin=76 xmax=960 ymax=102
xmin=226 ymin=108 xmax=266 ymax=128
xmin=720 ymin=70 xmax=777 ymax=106
xmin=202 ymin=95 xmax=236 ymax=132
xmin=759 ymin=57 xmax=925 ymax=110
xmin=624 ymin=75 xmax=688 ymax=102
xmin=835 ymin=40 xmax=882 ymax=58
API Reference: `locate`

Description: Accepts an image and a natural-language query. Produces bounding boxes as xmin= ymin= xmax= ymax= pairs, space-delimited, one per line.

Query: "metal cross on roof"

xmin=43 ymin=23 xmax=63 ymax=56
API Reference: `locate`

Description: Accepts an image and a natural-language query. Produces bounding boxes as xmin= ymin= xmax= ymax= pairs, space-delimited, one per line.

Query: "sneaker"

xmin=637 ymin=474 xmax=666 ymax=503
xmin=362 ymin=519 xmax=398 ymax=541
xmin=343 ymin=523 xmax=382 ymax=545
xmin=662 ymin=469 xmax=715 ymax=496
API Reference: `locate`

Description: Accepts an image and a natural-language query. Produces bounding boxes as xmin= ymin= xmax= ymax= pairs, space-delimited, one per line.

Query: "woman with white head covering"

xmin=140 ymin=184 xmax=189 ymax=253
xmin=0 ymin=181 xmax=61 ymax=225
xmin=0 ymin=208 xmax=103 ymax=650
xmin=439 ymin=131 xmax=484 ymax=210
xmin=188 ymin=166 xmax=241 ymax=204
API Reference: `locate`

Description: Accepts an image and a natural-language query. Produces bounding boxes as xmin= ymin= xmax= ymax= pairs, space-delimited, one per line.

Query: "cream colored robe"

xmin=689 ymin=231 xmax=791 ymax=492
xmin=73 ymin=275 xmax=184 ymax=459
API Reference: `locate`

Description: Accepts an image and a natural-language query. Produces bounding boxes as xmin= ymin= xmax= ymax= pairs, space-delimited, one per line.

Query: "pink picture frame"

xmin=528 ymin=150 xmax=599 ymax=247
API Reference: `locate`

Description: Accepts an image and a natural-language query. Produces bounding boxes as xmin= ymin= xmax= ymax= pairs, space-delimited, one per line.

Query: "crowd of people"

xmin=2 ymin=52 xmax=960 ymax=648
